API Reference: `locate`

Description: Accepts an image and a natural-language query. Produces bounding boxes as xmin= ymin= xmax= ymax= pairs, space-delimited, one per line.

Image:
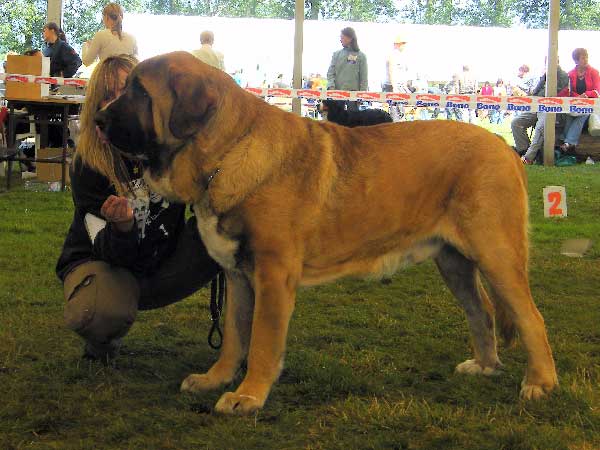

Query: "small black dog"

xmin=319 ymin=100 xmax=393 ymax=127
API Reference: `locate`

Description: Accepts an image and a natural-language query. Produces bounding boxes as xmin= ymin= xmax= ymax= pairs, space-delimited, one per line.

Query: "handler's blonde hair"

xmin=76 ymin=54 xmax=137 ymax=195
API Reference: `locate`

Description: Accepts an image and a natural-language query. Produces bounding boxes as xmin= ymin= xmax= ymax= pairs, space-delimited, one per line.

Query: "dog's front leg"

xmin=181 ymin=271 xmax=254 ymax=392
xmin=215 ymin=257 xmax=298 ymax=415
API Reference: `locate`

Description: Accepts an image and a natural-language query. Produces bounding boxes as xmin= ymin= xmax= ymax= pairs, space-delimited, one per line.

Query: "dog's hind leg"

xmin=181 ymin=271 xmax=254 ymax=393
xmin=435 ymin=244 xmax=502 ymax=376
xmin=476 ymin=246 xmax=558 ymax=400
xmin=461 ymin=195 xmax=558 ymax=400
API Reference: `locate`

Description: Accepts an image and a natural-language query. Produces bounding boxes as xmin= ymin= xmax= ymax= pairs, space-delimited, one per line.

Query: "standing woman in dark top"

xmin=42 ymin=22 xmax=82 ymax=78
xmin=56 ymin=55 xmax=220 ymax=360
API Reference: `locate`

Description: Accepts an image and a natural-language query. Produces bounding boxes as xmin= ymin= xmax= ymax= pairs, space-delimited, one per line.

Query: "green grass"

xmin=1 ymin=164 xmax=599 ymax=450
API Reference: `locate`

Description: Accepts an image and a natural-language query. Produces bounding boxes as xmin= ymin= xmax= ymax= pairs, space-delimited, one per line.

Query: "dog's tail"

xmin=477 ymin=274 xmax=517 ymax=348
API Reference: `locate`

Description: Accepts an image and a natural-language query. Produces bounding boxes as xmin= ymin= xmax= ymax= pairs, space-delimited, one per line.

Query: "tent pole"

xmin=292 ymin=0 xmax=304 ymax=116
xmin=543 ymin=0 xmax=560 ymax=166
xmin=47 ymin=0 xmax=63 ymax=26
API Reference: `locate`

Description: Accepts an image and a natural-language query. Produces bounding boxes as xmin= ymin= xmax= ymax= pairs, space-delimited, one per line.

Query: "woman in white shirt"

xmin=82 ymin=3 xmax=137 ymax=67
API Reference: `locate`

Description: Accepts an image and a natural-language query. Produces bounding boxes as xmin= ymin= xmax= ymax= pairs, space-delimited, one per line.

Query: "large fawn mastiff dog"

xmin=96 ymin=52 xmax=557 ymax=415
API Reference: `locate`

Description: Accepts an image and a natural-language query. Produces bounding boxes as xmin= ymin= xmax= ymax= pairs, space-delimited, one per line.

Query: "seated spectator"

xmin=82 ymin=3 xmax=138 ymax=66
xmin=513 ymin=59 xmax=569 ymax=164
xmin=493 ymin=79 xmax=507 ymax=96
xmin=310 ymin=74 xmax=326 ymax=90
xmin=480 ymin=81 xmax=493 ymax=95
xmin=510 ymin=64 xmax=535 ymax=96
xmin=42 ymin=22 xmax=81 ymax=78
xmin=458 ymin=65 xmax=477 ymax=123
xmin=233 ymin=69 xmax=244 ymax=86
xmin=412 ymin=73 xmax=430 ymax=120
xmin=273 ymin=74 xmax=289 ymax=88
xmin=490 ymin=79 xmax=507 ymax=124
xmin=558 ymin=48 xmax=600 ymax=153
xmin=478 ymin=81 xmax=493 ymax=121
xmin=302 ymin=75 xmax=311 ymax=89
xmin=444 ymin=73 xmax=462 ymax=121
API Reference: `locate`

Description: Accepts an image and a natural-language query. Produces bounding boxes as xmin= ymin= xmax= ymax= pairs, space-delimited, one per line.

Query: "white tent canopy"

xmin=124 ymin=14 xmax=599 ymax=89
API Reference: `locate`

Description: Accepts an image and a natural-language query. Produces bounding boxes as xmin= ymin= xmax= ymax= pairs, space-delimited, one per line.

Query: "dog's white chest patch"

xmin=194 ymin=198 xmax=239 ymax=270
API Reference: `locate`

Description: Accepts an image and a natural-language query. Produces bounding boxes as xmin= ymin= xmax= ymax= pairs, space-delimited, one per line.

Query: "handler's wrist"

xmin=114 ymin=219 xmax=135 ymax=233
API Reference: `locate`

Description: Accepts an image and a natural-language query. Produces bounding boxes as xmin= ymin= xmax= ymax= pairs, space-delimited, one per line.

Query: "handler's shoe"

xmin=521 ymin=156 xmax=534 ymax=165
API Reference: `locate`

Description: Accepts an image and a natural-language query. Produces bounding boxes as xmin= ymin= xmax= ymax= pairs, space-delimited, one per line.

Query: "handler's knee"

xmin=63 ymin=261 xmax=140 ymax=345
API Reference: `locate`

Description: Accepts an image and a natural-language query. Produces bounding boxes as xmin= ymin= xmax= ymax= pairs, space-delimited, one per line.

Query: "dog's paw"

xmin=180 ymin=373 xmax=223 ymax=392
xmin=214 ymin=391 xmax=265 ymax=415
xmin=455 ymin=359 xmax=501 ymax=376
xmin=519 ymin=383 xmax=548 ymax=400
xmin=520 ymin=377 xmax=556 ymax=401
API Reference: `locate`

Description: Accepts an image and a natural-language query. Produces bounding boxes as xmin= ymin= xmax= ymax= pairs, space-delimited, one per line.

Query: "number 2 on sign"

xmin=543 ymin=186 xmax=567 ymax=218
xmin=547 ymin=191 xmax=563 ymax=215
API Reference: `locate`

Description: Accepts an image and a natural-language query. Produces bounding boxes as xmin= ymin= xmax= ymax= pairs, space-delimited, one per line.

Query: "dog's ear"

xmin=168 ymin=72 xmax=217 ymax=140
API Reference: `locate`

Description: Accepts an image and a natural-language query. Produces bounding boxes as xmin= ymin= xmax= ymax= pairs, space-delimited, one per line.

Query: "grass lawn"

xmin=0 ymin=159 xmax=599 ymax=449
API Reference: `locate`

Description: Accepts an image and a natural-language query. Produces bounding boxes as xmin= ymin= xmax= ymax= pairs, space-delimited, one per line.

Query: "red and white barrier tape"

xmin=2 ymin=73 xmax=599 ymax=114
xmin=1 ymin=73 xmax=87 ymax=88
xmin=252 ymin=88 xmax=600 ymax=115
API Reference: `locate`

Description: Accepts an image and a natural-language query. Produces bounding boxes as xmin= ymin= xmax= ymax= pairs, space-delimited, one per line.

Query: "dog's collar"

xmin=201 ymin=127 xmax=254 ymax=191
xmin=205 ymin=168 xmax=221 ymax=189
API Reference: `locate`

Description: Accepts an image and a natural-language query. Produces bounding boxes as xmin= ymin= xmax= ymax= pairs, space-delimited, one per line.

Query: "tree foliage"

xmin=510 ymin=0 xmax=600 ymax=29
xmin=402 ymin=0 xmax=600 ymax=29
xmin=403 ymin=0 xmax=454 ymax=25
xmin=112 ymin=0 xmax=398 ymax=20
xmin=62 ymin=0 xmax=107 ymax=45
xmin=0 ymin=0 xmax=47 ymax=55
xmin=460 ymin=0 xmax=515 ymax=27
xmin=305 ymin=0 xmax=398 ymax=21
xmin=2 ymin=0 xmax=600 ymax=58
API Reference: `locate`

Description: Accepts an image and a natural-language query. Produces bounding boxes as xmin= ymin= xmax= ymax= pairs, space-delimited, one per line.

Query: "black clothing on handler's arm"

xmin=57 ymin=154 xmax=221 ymax=357
xmin=57 ymin=155 xmax=220 ymax=320
xmin=43 ymin=39 xmax=82 ymax=78
xmin=56 ymin=157 xmax=218 ymax=286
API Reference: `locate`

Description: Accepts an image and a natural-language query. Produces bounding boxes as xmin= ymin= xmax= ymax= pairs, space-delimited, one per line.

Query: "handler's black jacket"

xmin=43 ymin=39 xmax=82 ymax=78
xmin=56 ymin=156 xmax=186 ymax=281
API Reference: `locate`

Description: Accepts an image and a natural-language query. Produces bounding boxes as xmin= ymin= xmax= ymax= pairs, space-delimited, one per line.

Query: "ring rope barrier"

xmin=2 ymin=73 xmax=599 ymax=114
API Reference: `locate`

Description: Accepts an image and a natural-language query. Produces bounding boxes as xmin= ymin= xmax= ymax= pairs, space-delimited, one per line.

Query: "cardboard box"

xmin=36 ymin=147 xmax=71 ymax=184
xmin=6 ymin=55 xmax=50 ymax=100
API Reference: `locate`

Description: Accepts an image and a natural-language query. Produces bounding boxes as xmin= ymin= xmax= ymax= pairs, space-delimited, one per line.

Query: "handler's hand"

xmin=101 ymin=195 xmax=134 ymax=233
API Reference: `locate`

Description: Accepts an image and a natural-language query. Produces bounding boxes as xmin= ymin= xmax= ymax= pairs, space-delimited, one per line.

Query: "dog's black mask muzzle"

xmin=95 ymin=101 xmax=154 ymax=164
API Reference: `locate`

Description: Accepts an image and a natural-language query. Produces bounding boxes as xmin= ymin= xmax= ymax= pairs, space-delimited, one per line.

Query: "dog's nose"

xmin=95 ymin=110 xmax=107 ymax=131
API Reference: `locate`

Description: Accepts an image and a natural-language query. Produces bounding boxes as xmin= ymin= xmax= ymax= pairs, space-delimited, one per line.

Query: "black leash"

xmin=208 ymin=271 xmax=226 ymax=349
